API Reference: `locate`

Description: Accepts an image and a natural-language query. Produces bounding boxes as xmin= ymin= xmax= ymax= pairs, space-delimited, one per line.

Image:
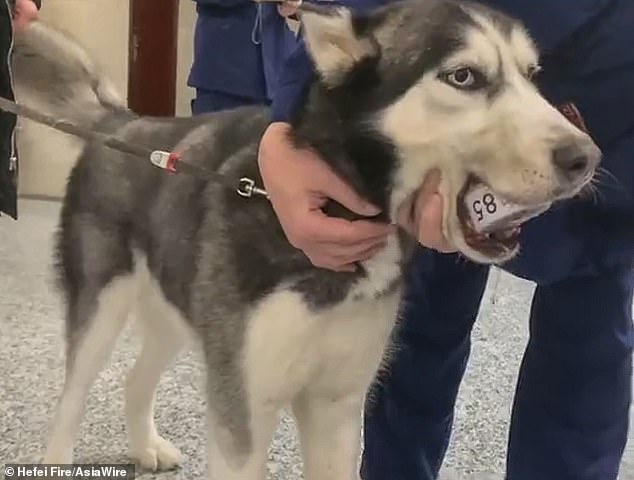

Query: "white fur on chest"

xmin=244 ymin=286 xmax=400 ymax=407
xmin=351 ymin=233 xmax=402 ymax=299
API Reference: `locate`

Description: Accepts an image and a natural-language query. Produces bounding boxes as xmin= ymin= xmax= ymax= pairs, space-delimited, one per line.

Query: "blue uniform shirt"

xmin=270 ymin=0 xmax=634 ymax=284
xmin=188 ymin=0 xmax=297 ymax=103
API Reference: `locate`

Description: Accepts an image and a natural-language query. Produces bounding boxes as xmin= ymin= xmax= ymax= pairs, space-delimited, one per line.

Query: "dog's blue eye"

xmin=441 ymin=67 xmax=486 ymax=91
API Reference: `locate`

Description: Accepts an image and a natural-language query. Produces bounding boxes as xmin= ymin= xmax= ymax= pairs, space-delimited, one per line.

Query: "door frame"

xmin=128 ymin=0 xmax=179 ymax=116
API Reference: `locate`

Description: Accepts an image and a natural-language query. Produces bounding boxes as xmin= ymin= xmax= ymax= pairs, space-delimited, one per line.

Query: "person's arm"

xmin=269 ymin=42 xmax=314 ymax=123
xmin=271 ymin=0 xmax=388 ymax=122
xmin=13 ymin=0 xmax=39 ymax=32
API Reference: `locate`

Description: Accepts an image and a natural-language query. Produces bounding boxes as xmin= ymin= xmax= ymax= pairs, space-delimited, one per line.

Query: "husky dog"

xmin=12 ymin=0 xmax=600 ymax=478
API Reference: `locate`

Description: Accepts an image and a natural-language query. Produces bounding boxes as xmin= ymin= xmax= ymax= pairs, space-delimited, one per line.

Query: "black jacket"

xmin=0 ymin=0 xmax=17 ymax=218
xmin=0 ymin=0 xmax=40 ymax=219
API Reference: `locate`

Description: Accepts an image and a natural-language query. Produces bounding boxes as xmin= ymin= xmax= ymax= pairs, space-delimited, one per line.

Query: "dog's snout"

xmin=552 ymin=144 xmax=593 ymax=182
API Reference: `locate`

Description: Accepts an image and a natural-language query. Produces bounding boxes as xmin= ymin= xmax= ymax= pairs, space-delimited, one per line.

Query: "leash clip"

xmin=237 ymin=177 xmax=269 ymax=199
xmin=150 ymin=150 xmax=180 ymax=173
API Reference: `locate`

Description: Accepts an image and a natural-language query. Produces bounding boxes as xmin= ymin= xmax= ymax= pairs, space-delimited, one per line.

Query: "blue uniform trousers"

xmin=361 ymin=248 xmax=633 ymax=480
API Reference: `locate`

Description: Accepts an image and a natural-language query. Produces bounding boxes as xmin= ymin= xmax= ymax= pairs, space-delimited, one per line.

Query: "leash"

xmin=0 ymin=95 xmax=269 ymax=199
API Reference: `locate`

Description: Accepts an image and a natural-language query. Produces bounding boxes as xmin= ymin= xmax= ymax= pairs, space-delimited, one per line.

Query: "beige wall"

xmin=177 ymin=1 xmax=196 ymax=116
xmin=18 ymin=0 xmax=197 ymax=198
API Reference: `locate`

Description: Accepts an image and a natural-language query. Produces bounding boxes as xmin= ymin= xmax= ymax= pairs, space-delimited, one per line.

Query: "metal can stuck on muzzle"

xmin=464 ymin=183 xmax=552 ymax=234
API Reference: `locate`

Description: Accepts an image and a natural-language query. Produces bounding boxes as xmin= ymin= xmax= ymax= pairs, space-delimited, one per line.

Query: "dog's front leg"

xmin=206 ymin=403 xmax=278 ymax=480
xmin=292 ymin=392 xmax=363 ymax=480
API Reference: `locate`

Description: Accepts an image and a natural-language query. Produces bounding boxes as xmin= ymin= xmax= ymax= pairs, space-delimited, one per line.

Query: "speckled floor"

xmin=1 ymin=199 xmax=632 ymax=480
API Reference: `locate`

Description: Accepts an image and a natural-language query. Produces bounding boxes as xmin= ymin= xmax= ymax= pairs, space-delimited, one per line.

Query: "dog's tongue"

xmin=464 ymin=183 xmax=551 ymax=234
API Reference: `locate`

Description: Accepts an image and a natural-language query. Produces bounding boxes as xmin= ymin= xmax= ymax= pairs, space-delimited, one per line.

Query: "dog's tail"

xmin=11 ymin=22 xmax=125 ymax=128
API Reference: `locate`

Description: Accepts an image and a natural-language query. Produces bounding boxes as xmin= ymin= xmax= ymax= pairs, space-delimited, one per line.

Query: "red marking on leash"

xmin=166 ymin=152 xmax=181 ymax=173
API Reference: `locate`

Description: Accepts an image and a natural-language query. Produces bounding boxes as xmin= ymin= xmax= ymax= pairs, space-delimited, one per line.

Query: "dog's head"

xmin=298 ymin=0 xmax=601 ymax=264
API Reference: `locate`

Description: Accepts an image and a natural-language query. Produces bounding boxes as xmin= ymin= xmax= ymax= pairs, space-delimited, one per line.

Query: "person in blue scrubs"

xmin=256 ymin=0 xmax=634 ymax=479
xmin=188 ymin=0 xmax=297 ymax=114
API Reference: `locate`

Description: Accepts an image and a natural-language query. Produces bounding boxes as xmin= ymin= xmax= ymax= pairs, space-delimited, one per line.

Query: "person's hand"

xmin=277 ymin=0 xmax=300 ymax=18
xmin=13 ymin=0 xmax=39 ymax=33
xmin=396 ymin=170 xmax=456 ymax=253
xmin=258 ymin=122 xmax=395 ymax=272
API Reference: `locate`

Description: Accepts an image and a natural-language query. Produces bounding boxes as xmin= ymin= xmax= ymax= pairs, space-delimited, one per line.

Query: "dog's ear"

xmin=301 ymin=7 xmax=380 ymax=86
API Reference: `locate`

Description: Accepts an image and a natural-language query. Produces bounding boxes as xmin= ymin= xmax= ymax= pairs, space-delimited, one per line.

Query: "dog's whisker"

xmin=593 ymin=168 xmax=628 ymax=193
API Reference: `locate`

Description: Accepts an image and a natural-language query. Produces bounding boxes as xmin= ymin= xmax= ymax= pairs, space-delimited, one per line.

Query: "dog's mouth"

xmin=457 ymin=209 xmax=521 ymax=259
xmin=455 ymin=176 xmax=548 ymax=260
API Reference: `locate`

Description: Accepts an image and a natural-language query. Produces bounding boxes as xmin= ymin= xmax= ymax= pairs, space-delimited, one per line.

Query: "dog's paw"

xmin=130 ymin=434 xmax=182 ymax=471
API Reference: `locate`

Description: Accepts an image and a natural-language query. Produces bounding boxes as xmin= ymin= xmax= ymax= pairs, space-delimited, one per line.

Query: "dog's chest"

xmin=243 ymin=286 xmax=401 ymax=405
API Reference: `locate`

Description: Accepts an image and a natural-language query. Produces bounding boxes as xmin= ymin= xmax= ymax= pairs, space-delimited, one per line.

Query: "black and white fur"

xmin=12 ymin=1 xmax=600 ymax=478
